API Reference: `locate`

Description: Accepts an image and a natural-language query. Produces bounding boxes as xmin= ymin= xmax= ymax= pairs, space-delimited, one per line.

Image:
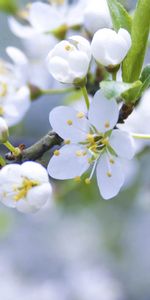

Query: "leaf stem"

xmin=81 ymin=86 xmax=90 ymax=109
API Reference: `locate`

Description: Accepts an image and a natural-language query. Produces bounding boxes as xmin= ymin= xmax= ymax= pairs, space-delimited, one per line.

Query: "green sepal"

xmin=106 ymin=0 xmax=132 ymax=33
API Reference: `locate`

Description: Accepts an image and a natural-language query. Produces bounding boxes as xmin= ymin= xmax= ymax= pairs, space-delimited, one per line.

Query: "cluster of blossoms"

xmin=0 ymin=0 xmax=150 ymax=213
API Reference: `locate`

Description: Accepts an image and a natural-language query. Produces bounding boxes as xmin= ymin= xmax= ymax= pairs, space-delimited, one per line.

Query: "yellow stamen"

xmin=13 ymin=178 xmax=39 ymax=201
xmin=74 ymin=176 xmax=81 ymax=182
xmin=0 ymin=106 xmax=4 ymax=116
xmin=109 ymin=158 xmax=115 ymax=164
xmin=65 ymin=45 xmax=73 ymax=51
xmin=101 ymin=137 xmax=109 ymax=146
xmin=67 ymin=119 xmax=73 ymax=126
xmin=77 ymin=112 xmax=85 ymax=119
xmin=85 ymin=178 xmax=91 ymax=185
xmin=104 ymin=121 xmax=110 ymax=129
xmin=64 ymin=139 xmax=70 ymax=145
xmin=54 ymin=150 xmax=60 ymax=156
xmin=0 ymin=82 xmax=7 ymax=97
xmin=107 ymin=172 xmax=112 ymax=177
xmin=86 ymin=134 xmax=94 ymax=143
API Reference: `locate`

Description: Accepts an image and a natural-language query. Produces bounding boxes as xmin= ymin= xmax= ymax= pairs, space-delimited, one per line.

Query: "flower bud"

xmin=0 ymin=117 xmax=9 ymax=143
xmin=47 ymin=35 xmax=91 ymax=84
xmin=83 ymin=0 xmax=112 ymax=35
xmin=91 ymin=28 xmax=132 ymax=67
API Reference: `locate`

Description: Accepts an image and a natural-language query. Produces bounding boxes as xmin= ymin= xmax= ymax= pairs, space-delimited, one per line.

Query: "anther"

xmin=0 ymin=106 xmax=4 ymax=116
xmin=77 ymin=112 xmax=85 ymax=119
xmin=107 ymin=171 xmax=112 ymax=177
xmin=65 ymin=45 xmax=72 ymax=51
xmin=109 ymin=158 xmax=115 ymax=164
xmin=85 ymin=178 xmax=91 ymax=185
xmin=86 ymin=133 xmax=94 ymax=143
xmin=54 ymin=150 xmax=60 ymax=156
xmin=74 ymin=176 xmax=81 ymax=182
xmin=104 ymin=121 xmax=110 ymax=129
xmin=64 ymin=139 xmax=70 ymax=145
xmin=67 ymin=119 xmax=73 ymax=126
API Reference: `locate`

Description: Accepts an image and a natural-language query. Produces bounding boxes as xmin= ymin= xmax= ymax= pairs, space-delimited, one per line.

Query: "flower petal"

xmin=88 ymin=89 xmax=119 ymax=133
xmin=47 ymin=56 xmax=72 ymax=83
xmin=8 ymin=17 xmax=36 ymax=39
xmin=109 ymin=129 xmax=135 ymax=159
xmin=6 ymin=47 xmax=28 ymax=66
xmin=96 ymin=153 xmax=124 ymax=199
xmin=21 ymin=162 xmax=50 ymax=183
xmin=29 ymin=2 xmax=62 ymax=32
xmin=49 ymin=106 xmax=90 ymax=143
xmin=48 ymin=145 xmax=90 ymax=179
xmin=16 ymin=183 xmax=52 ymax=213
xmin=69 ymin=51 xmax=90 ymax=79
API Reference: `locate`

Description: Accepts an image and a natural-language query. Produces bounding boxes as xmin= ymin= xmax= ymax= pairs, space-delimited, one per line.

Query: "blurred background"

xmin=0 ymin=1 xmax=150 ymax=299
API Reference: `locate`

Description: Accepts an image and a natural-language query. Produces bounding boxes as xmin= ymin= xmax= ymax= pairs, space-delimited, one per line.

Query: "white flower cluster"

xmin=2 ymin=0 xmax=149 ymax=213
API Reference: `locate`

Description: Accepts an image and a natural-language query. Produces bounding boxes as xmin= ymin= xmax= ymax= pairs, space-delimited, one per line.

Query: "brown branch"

xmin=5 ymin=131 xmax=63 ymax=163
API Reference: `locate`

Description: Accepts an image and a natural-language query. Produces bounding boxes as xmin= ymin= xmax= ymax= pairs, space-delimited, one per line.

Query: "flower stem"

xmin=0 ymin=156 xmax=6 ymax=167
xmin=4 ymin=141 xmax=21 ymax=156
xmin=81 ymin=86 xmax=90 ymax=109
xmin=132 ymin=133 xmax=150 ymax=140
xmin=41 ymin=87 xmax=74 ymax=95
xmin=112 ymin=71 xmax=117 ymax=81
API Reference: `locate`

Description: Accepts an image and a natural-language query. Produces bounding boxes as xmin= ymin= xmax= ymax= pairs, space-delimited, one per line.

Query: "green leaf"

xmin=122 ymin=0 xmax=150 ymax=83
xmin=0 ymin=0 xmax=18 ymax=14
xmin=100 ymin=80 xmax=142 ymax=103
xmin=121 ymin=80 xmax=142 ymax=103
xmin=107 ymin=0 xmax=132 ymax=33
xmin=138 ymin=65 xmax=150 ymax=95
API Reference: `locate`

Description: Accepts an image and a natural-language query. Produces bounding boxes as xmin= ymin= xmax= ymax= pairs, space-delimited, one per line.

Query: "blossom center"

xmin=0 ymin=82 xmax=8 ymax=97
xmin=13 ymin=178 xmax=39 ymax=201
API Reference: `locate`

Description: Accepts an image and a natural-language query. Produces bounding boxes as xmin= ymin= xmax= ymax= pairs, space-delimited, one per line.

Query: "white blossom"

xmin=47 ymin=35 xmax=91 ymax=84
xmin=8 ymin=0 xmax=87 ymax=37
xmin=83 ymin=0 xmax=112 ymax=35
xmin=0 ymin=162 xmax=52 ymax=213
xmin=48 ymin=90 xmax=135 ymax=199
xmin=91 ymin=28 xmax=132 ymax=67
xmin=0 ymin=117 xmax=9 ymax=143
xmin=118 ymin=88 xmax=150 ymax=152
xmin=0 ymin=48 xmax=30 ymax=126
xmin=8 ymin=17 xmax=59 ymax=89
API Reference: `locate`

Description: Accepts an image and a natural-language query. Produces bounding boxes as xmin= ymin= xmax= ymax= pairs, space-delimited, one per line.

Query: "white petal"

xmin=69 ymin=35 xmax=91 ymax=61
xmin=96 ymin=153 xmax=124 ymax=199
xmin=8 ymin=17 xmax=36 ymax=39
xmin=21 ymin=162 xmax=50 ymax=183
xmin=88 ymin=89 xmax=119 ymax=133
xmin=29 ymin=2 xmax=62 ymax=32
xmin=109 ymin=129 xmax=135 ymax=159
xmin=27 ymin=183 xmax=52 ymax=207
xmin=47 ymin=56 xmax=71 ymax=83
xmin=6 ymin=47 xmax=28 ymax=65
xmin=69 ymin=51 xmax=90 ymax=79
xmin=16 ymin=183 xmax=52 ymax=214
xmin=16 ymin=200 xmax=36 ymax=213
xmin=48 ymin=144 xmax=90 ymax=179
xmin=50 ymin=106 xmax=90 ymax=143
